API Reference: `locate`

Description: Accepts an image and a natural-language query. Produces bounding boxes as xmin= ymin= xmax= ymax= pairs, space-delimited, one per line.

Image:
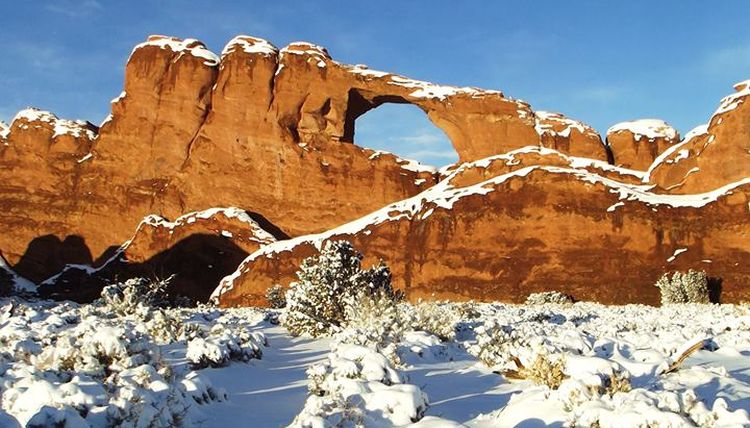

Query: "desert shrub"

xmin=98 ymin=277 xmax=172 ymax=316
xmin=337 ymin=288 xmax=403 ymax=363
xmin=281 ymin=241 xmax=399 ymax=337
xmin=601 ymin=369 xmax=632 ymax=395
xmin=293 ymin=343 xmax=427 ymax=427
xmin=186 ymin=324 xmax=266 ymax=369
xmin=265 ymin=284 xmax=287 ymax=309
xmin=456 ymin=301 xmax=481 ymax=319
xmin=503 ymin=348 xmax=567 ymax=390
xmin=401 ymin=301 xmax=459 ymax=341
xmin=471 ymin=319 xmax=516 ymax=367
xmin=525 ymin=291 xmax=574 ymax=305
xmin=655 ymin=270 xmax=710 ymax=305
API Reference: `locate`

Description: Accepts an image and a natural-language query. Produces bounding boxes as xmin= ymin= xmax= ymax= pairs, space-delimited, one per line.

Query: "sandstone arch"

xmin=0 ymin=34 xmax=610 ymax=287
xmin=342 ymin=91 xmax=457 ymax=166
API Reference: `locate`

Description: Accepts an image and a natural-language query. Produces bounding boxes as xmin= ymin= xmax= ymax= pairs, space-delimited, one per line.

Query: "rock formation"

xmin=0 ymin=34 xmax=608 ymax=285
xmin=1 ymin=34 xmax=748 ymax=306
xmin=648 ymin=80 xmax=750 ymax=193
xmin=214 ymin=146 xmax=750 ymax=307
xmin=210 ymin=77 xmax=750 ymax=308
xmin=0 ymin=254 xmax=34 ymax=295
xmin=606 ymin=119 xmax=679 ymax=170
xmin=37 ymin=207 xmax=281 ymax=302
xmin=535 ymin=111 xmax=610 ymax=162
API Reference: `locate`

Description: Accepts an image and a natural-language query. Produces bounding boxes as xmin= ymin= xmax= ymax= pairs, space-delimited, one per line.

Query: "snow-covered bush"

xmin=525 ymin=291 xmax=574 ymax=305
xmin=281 ymin=241 xmax=399 ymax=337
xmin=336 ymin=288 xmax=403 ymax=364
xmin=186 ymin=323 xmax=266 ymax=368
xmin=456 ymin=301 xmax=481 ymax=320
xmin=292 ymin=343 xmax=428 ymax=427
xmin=470 ymin=319 xmax=517 ymax=368
xmin=265 ymin=284 xmax=286 ymax=309
xmin=655 ymin=270 xmax=710 ymax=305
xmin=568 ymin=390 xmax=749 ymax=427
xmin=0 ymin=297 xmax=251 ymax=427
xmin=97 ymin=276 xmax=172 ymax=317
xmin=401 ymin=300 xmax=459 ymax=341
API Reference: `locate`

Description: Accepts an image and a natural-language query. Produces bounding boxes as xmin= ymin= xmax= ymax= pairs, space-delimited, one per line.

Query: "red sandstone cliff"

xmin=1 ymin=34 xmax=748 ymax=306
xmin=648 ymin=80 xmax=750 ymax=193
xmin=214 ymin=146 xmax=750 ymax=307
xmin=211 ymin=78 xmax=750 ymax=307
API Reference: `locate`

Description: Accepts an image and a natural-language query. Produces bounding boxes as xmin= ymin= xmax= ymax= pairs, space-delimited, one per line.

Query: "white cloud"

xmin=701 ymin=43 xmax=750 ymax=77
xmin=403 ymin=149 xmax=458 ymax=160
xmin=395 ymin=130 xmax=447 ymax=146
xmin=45 ymin=0 xmax=102 ymax=17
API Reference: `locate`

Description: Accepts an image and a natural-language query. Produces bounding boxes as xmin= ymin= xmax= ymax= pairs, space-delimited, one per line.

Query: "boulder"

xmin=535 ymin=111 xmax=610 ymax=162
xmin=606 ymin=119 xmax=679 ymax=170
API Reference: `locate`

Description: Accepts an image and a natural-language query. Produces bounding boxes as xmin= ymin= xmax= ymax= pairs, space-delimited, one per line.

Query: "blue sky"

xmin=1 ymin=1 xmax=749 ymax=166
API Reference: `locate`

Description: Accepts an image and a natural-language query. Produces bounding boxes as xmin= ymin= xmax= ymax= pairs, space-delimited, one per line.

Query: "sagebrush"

xmin=655 ymin=270 xmax=710 ymax=305
xmin=281 ymin=241 xmax=400 ymax=337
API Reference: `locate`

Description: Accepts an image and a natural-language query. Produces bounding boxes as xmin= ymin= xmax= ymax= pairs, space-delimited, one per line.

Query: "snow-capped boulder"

xmin=125 ymin=207 xmax=278 ymax=263
xmin=4 ymin=108 xmax=96 ymax=157
xmin=535 ymin=111 xmax=610 ymax=162
xmin=606 ymin=119 xmax=679 ymax=170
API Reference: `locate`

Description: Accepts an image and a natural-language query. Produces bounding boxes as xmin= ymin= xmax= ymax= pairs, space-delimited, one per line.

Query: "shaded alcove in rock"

xmin=37 ymin=233 xmax=252 ymax=304
xmin=343 ymin=92 xmax=458 ymax=168
xmin=13 ymin=235 xmax=94 ymax=283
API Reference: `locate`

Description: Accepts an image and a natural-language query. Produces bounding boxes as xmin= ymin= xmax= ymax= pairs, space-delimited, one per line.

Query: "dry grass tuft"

xmin=500 ymin=352 xmax=567 ymax=390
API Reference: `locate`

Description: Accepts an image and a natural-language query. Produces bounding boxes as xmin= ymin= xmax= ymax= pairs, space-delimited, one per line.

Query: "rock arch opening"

xmin=343 ymin=90 xmax=457 ymax=167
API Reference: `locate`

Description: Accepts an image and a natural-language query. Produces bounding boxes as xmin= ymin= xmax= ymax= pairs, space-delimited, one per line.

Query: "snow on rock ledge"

xmin=130 ymin=35 xmax=219 ymax=66
xmin=11 ymin=108 xmax=97 ymax=141
xmin=607 ymin=119 xmax=678 ymax=141
xmin=534 ymin=111 xmax=609 ymax=162
xmin=711 ymin=79 xmax=750 ymax=121
xmin=221 ymin=35 xmax=278 ymax=59
xmin=37 ymin=207 xmax=284 ymax=304
xmin=607 ymin=119 xmax=680 ymax=170
xmin=647 ymin=78 xmax=750 ymax=193
xmin=126 ymin=207 xmax=278 ymax=264
xmin=212 ymin=146 xmax=750 ymax=307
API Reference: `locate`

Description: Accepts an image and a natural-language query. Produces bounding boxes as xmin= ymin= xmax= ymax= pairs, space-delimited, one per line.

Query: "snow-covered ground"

xmin=1 ymin=296 xmax=750 ymax=427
